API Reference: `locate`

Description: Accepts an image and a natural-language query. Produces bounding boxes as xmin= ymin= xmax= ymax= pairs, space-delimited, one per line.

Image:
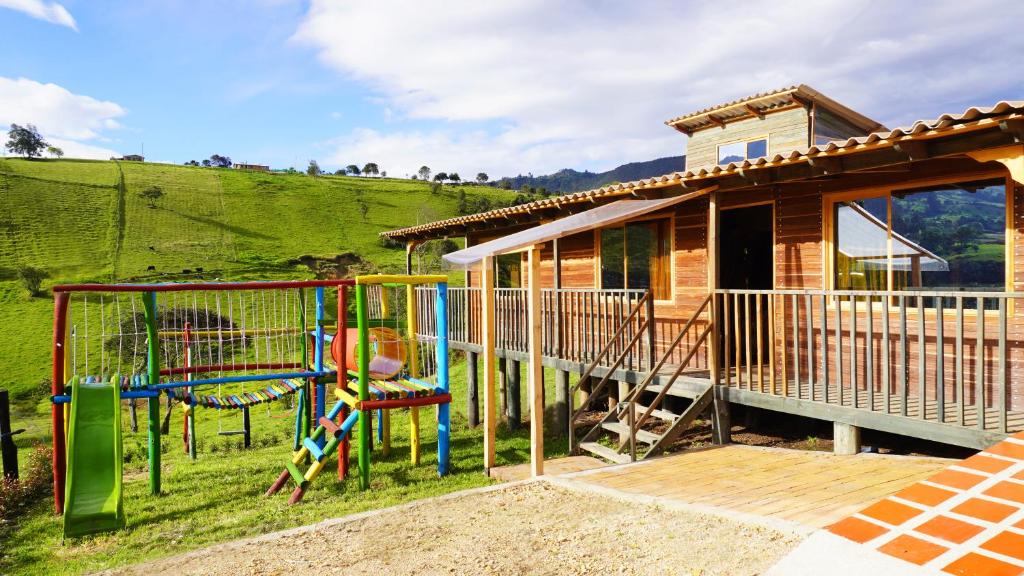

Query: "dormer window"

xmin=717 ymin=137 xmax=768 ymax=165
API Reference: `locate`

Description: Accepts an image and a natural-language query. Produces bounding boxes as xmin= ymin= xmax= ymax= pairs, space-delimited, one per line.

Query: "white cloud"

xmin=0 ymin=77 xmax=127 ymax=158
xmin=0 ymin=0 xmax=77 ymax=30
xmin=295 ymin=0 xmax=1024 ymax=178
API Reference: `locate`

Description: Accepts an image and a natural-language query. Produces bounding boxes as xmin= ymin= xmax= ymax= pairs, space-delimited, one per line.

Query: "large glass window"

xmin=600 ymin=219 xmax=672 ymax=299
xmin=831 ymin=178 xmax=1006 ymax=307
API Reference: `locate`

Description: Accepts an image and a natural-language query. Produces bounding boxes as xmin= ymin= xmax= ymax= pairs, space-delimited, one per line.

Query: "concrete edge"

xmin=765 ymin=530 xmax=941 ymax=576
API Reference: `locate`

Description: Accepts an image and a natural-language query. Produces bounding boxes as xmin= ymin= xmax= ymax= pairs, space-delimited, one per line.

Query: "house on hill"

xmin=118 ymin=154 xmax=144 ymax=162
xmin=383 ymin=84 xmax=1024 ymax=472
xmin=233 ymin=163 xmax=270 ymax=172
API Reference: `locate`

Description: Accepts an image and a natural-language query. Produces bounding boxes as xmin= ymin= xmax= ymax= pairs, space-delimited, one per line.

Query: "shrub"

xmin=16 ymin=266 xmax=47 ymax=297
xmin=0 ymin=445 xmax=53 ymax=524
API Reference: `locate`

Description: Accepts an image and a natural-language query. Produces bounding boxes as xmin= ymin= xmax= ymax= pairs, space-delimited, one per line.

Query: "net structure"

xmin=52 ymin=280 xmax=354 ymax=410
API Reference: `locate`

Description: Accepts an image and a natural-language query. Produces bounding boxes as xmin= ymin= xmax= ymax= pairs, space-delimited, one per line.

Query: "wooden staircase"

xmin=572 ymin=294 xmax=715 ymax=463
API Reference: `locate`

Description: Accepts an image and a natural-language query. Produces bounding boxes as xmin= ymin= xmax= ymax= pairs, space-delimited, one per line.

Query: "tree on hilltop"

xmin=476 ymin=172 xmax=488 ymax=184
xmin=433 ymin=172 xmax=448 ymax=183
xmin=418 ymin=166 xmax=431 ymax=181
xmin=5 ymin=124 xmax=48 ymax=159
xmin=209 ymin=154 xmax=232 ymax=168
xmin=307 ymin=160 xmax=321 ymax=177
xmin=362 ymin=162 xmax=379 ymax=177
xmin=202 ymin=159 xmax=212 ymax=167
xmin=46 ymin=145 xmax=64 ymax=159
xmin=449 ymin=172 xmax=461 ymax=184
xmin=346 ymin=164 xmax=360 ymax=176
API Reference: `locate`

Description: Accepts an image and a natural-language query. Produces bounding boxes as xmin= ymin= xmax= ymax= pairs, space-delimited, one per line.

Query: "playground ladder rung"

xmin=303 ymin=437 xmax=325 ymax=462
xmin=319 ymin=417 xmax=341 ymax=438
xmin=284 ymin=461 xmax=307 ymax=487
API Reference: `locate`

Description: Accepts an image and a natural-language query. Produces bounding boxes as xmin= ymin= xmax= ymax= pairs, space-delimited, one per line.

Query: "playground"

xmin=2 ymin=274 xmax=569 ymax=575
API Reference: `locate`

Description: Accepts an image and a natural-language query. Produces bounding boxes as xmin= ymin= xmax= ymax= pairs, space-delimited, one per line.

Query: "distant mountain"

xmin=497 ymin=155 xmax=685 ymax=194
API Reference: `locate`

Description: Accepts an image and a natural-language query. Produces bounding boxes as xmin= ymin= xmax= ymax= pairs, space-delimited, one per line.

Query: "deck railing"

xmin=414 ymin=287 xmax=653 ymax=372
xmin=716 ymin=289 xmax=1024 ymax=434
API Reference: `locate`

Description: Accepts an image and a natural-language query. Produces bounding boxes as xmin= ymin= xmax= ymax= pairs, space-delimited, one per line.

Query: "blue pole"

xmin=436 ymin=282 xmax=450 ymax=476
xmin=314 ymin=287 xmax=326 ymax=447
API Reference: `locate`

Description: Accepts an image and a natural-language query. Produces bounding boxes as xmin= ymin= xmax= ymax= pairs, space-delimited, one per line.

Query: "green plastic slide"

xmin=63 ymin=375 xmax=125 ymax=537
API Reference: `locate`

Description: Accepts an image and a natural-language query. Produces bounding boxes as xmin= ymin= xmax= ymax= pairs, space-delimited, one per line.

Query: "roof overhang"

xmin=664 ymin=84 xmax=887 ymax=136
xmin=382 ymin=101 xmax=1024 ymax=243
xmin=442 ymin=187 xmax=714 ymax=269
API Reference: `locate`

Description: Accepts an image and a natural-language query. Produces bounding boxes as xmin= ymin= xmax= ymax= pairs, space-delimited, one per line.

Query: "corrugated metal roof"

xmin=382 ymin=101 xmax=1024 ymax=240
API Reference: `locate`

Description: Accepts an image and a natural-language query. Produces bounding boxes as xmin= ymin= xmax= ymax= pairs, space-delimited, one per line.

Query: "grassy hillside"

xmin=0 ymin=158 xmax=517 ymax=400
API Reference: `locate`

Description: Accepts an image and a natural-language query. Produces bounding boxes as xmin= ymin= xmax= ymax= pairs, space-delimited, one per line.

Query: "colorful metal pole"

xmin=51 ymin=292 xmax=70 ymax=515
xmin=142 ymin=291 xmax=161 ymax=495
xmin=406 ymin=284 xmax=421 ymax=465
xmin=355 ymin=284 xmax=371 ymax=490
xmin=314 ymin=287 xmax=326 ymax=448
xmin=436 ymin=282 xmax=450 ymax=476
xmin=296 ymin=287 xmax=309 ymax=452
xmin=183 ymin=321 xmax=196 ymax=459
xmin=338 ymin=286 xmax=349 ymax=480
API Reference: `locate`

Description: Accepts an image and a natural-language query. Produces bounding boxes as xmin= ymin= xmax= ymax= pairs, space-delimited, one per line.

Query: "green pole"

xmin=142 ymin=291 xmax=161 ymax=495
xmin=297 ymin=288 xmax=311 ymax=452
xmin=355 ymin=284 xmax=371 ymax=490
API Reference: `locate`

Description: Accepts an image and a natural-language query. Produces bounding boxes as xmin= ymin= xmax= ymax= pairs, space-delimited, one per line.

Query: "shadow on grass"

xmin=159 ymin=207 xmax=276 ymax=241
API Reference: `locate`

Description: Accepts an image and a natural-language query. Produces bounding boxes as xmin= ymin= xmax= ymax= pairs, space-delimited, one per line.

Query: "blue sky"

xmin=2 ymin=1 xmax=1023 ymax=178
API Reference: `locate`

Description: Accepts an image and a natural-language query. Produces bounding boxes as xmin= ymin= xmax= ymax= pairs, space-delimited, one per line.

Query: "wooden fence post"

xmin=1 ymin=389 xmax=22 ymax=480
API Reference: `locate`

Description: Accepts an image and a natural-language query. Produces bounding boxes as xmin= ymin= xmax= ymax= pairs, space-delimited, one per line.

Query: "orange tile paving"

xmin=878 ymin=534 xmax=949 ymax=565
xmin=827 ymin=431 xmax=1024 ymax=575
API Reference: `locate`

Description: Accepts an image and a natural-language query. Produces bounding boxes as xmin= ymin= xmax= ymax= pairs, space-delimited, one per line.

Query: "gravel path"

xmin=106 ymin=481 xmax=802 ymax=576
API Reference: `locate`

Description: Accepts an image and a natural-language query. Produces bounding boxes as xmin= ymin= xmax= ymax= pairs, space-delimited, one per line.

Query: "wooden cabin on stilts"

xmin=386 ymin=85 xmax=1024 ymax=474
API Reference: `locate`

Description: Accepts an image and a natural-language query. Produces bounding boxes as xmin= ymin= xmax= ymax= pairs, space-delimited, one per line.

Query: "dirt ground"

xmin=106 ymin=482 xmax=802 ymax=576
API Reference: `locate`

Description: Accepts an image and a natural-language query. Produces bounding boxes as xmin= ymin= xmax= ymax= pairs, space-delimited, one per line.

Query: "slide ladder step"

xmin=319 ymin=417 xmax=341 ymax=438
xmin=303 ymin=437 xmax=325 ymax=461
xmin=284 ymin=461 xmax=306 ymax=486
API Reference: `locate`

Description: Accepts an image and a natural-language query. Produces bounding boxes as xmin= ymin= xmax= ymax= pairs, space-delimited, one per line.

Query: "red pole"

xmin=338 ymin=285 xmax=349 ymax=480
xmin=51 ymin=293 xmax=70 ymax=515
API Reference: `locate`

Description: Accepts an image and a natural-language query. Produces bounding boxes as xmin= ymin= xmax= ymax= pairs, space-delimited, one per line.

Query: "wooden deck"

xmin=558 ymin=445 xmax=953 ymax=529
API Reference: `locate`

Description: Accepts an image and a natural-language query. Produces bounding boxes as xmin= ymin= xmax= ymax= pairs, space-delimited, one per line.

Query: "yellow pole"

xmin=406 ymin=283 xmax=420 ymax=465
xmin=481 ymin=256 xmax=497 ymax=472
xmin=527 ymin=246 xmax=544 ymax=477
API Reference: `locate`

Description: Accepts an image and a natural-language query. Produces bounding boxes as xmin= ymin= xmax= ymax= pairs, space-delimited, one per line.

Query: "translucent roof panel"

xmin=443 ymin=190 xmax=709 ymax=269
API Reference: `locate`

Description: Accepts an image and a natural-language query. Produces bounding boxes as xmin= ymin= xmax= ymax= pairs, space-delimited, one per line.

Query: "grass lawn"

xmin=1 ymin=358 xmax=574 ymax=575
xmin=0 ymin=159 xmax=519 ymax=399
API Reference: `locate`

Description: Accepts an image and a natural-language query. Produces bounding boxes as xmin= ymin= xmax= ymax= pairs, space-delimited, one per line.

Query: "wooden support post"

xmin=1 ymin=390 xmax=19 ymax=480
xmin=707 ymin=192 xmax=721 ymax=385
xmin=579 ymin=374 xmax=592 ymax=405
xmin=554 ymin=370 xmax=570 ymax=438
xmin=405 ymin=241 xmax=415 ymax=275
xmin=242 ymin=405 xmax=251 ymax=448
xmin=481 ymin=256 xmax=497 ymax=472
xmin=607 ymin=378 xmax=620 ymax=411
xmin=617 ymin=380 xmax=631 ymax=444
xmin=466 ymin=351 xmax=479 ymax=427
xmin=527 ymin=245 xmax=544 ymax=477
xmin=507 ymin=360 xmax=521 ymax=430
xmin=711 ymin=387 xmax=731 ymax=445
xmin=498 ymin=357 xmax=508 ymax=418
xmin=834 ymin=421 xmax=861 ymax=455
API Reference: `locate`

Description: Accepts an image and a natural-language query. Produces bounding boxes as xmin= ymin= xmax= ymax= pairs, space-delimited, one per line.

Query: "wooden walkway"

xmin=558 ymin=445 xmax=953 ymax=529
